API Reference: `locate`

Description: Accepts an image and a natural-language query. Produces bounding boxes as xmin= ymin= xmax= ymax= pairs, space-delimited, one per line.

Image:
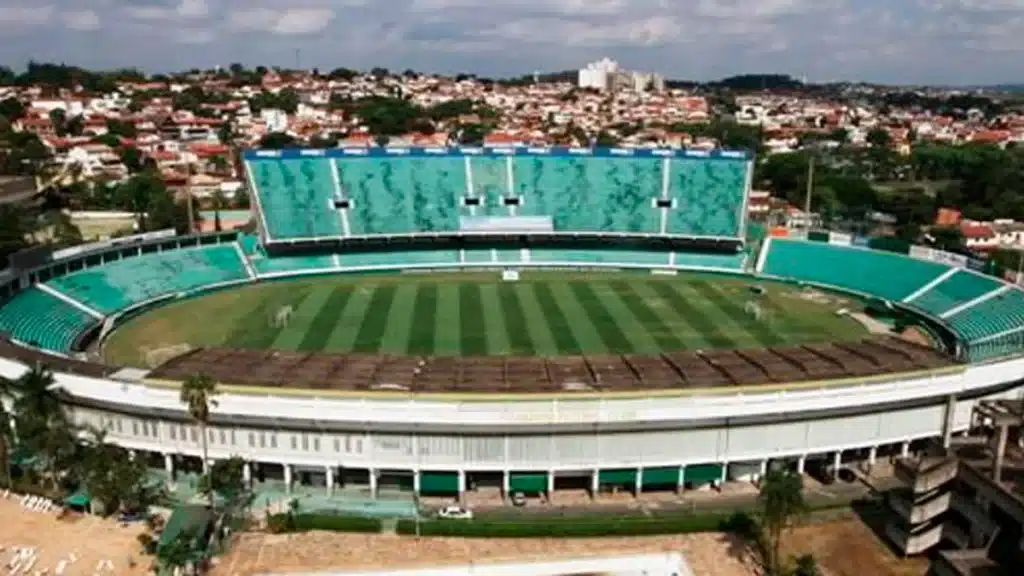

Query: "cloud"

xmin=62 ymin=9 xmax=100 ymax=31
xmin=228 ymin=8 xmax=336 ymax=35
xmin=0 ymin=0 xmax=1021 ymax=85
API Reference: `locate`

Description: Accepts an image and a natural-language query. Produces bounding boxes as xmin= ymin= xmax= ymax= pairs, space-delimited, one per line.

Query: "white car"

xmin=438 ymin=505 xmax=473 ymax=520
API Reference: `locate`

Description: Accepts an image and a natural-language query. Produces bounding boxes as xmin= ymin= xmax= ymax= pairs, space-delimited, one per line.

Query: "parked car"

xmin=510 ymin=492 xmax=527 ymax=507
xmin=438 ymin=505 xmax=473 ymax=520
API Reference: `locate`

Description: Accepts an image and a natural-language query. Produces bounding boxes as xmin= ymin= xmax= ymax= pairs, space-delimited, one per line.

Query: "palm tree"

xmin=12 ymin=364 xmax=75 ymax=490
xmin=757 ymin=468 xmax=808 ymax=576
xmin=180 ymin=374 xmax=218 ymax=506
xmin=0 ymin=376 xmax=17 ymax=487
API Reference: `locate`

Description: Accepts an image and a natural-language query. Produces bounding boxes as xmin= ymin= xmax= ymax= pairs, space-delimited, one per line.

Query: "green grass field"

xmin=103 ymin=271 xmax=868 ymax=367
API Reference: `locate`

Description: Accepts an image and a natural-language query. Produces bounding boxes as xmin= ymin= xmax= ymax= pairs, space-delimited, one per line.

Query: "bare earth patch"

xmin=214 ymin=531 xmax=756 ymax=576
xmin=781 ymin=519 xmax=929 ymax=576
xmin=898 ymin=326 xmax=934 ymax=349
xmin=0 ymin=496 xmax=149 ymax=575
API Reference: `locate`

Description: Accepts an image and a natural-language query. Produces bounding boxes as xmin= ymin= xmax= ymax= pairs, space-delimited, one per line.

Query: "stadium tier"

xmin=0 ymin=287 xmax=96 ymax=353
xmin=45 ymin=244 xmax=252 ymax=314
xmin=759 ymin=237 xmax=1024 ymax=361
xmin=243 ymin=147 xmax=753 ymax=242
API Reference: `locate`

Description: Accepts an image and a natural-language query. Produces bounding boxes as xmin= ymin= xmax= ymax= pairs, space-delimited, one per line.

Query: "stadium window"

xmin=248 ymin=432 xmax=255 ymax=447
xmin=301 ymin=435 xmax=309 ymax=451
xmin=259 ymin=433 xmax=266 ymax=448
xmin=219 ymin=430 xmax=227 ymax=445
xmin=334 ymin=438 xmax=341 ymax=452
xmin=313 ymin=437 xmax=320 ymax=452
xmin=270 ymin=434 xmax=277 ymax=449
xmin=190 ymin=428 xmax=198 ymax=443
xmin=462 ymin=196 xmax=481 ymax=207
xmin=115 ymin=419 xmax=123 ymax=433
xmin=502 ymin=196 xmax=521 ymax=207
xmin=291 ymin=435 xmax=298 ymax=450
xmin=208 ymin=429 xmax=215 ymax=444
xmin=655 ymin=198 xmax=673 ymax=209
xmin=231 ymin=430 xmax=236 ymax=445
xmin=170 ymin=426 xmax=177 ymax=440
xmin=333 ymin=198 xmax=351 ymax=210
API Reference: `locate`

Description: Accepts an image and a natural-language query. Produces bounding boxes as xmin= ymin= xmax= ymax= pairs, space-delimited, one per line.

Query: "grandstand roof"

xmin=145 ymin=336 xmax=954 ymax=394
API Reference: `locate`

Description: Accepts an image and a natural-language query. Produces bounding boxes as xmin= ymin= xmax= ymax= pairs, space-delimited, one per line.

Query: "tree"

xmin=48 ymin=109 xmax=67 ymax=135
xmin=198 ymin=456 xmax=247 ymax=509
xmin=258 ymin=132 xmax=297 ymax=149
xmin=120 ymin=147 xmax=145 ymax=174
xmin=180 ymin=374 xmax=219 ymax=507
xmin=0 ymin=98 xmax=25 ymax=121
xmin=757 ymin=469 xmax=808 ymax=576
xmin=792 ymin=554 xmax=821 ymax=576
xmin=211 ymin=190 xmax=225 ymax=232
xmin=12 ymin=365 xmax=76 ymax=491
xmin=80 ymin=428 xmax=161 ymax=516
xmin=157 ymin=526 xmax=206 ymax=576
xmin=0 ymin=376 xmax=17 ymax=487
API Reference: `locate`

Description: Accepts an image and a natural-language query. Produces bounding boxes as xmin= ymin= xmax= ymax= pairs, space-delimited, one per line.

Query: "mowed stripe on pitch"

xmin=477 ymin=284 xmax=512 ymax=355
xmin=607 ymin=280 xmax=685 ymax=351
xmin=582 ymin=281 xmax=661 ymax=353
xmin=648 ymin=281 xmax=735 ymax=348
xmin=690 ymin=280 xmax=783 ymax=347
xmin=406 ymin=283 xmax=439 ymax=355
xmin=322 ymin=284 xmax=378 ymax=351
xmin=270 ymin=285 xmax=335 ymax=350
xmin=565 ymin=281 xmax=632 ymax=353
xmin=379 ymin=284 xmax=419 ymax=353
xmin=224 ymin=284 xmax=311 ymax=349
xmin=350 ymin=285 xmax=398 ymax=352
xmin=530 ymin=282 xmax=582 ymax=355
xmin=433 ymin=282 xmax=461 ymax=356
xmin=296 ymin=287 xmax=354 ymax=351
xmin=459 ymin=283 xmax=491 ymax=356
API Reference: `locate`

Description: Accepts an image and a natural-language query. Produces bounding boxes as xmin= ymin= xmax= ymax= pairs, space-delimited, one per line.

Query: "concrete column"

xmin=832 ymin=451 xmax=842 ymax=481
xmin=325 ymin=466 xmax=335 ymax=495
xmin=163 ymin=453 xmax=174 ymax=477
xmin=369 ymin=469 xmax=378 ymax=498
xmin=720 ymin=462 xmax=729 ymax=486
xmin=590 ymin=469 xmax=600 ymax=497
xmin=242 ymin=462 xmax=251 ymax=486
xmin=635 ymin=468 xmax=644 ymax=497
xmin=759 ymin=459 xmax=768 ymax=478
xmin=412 ymin=471 xmax=421 ymax=496
xmin=868 ymin=446 xmax=878 ymax=467
xmin=546 ymin=470 xmax=555 ymax=497
xmin=994 ymin=425 xmax=1009 ymax=482
xmin=797 ymin=455 xmax=806 ymax=475
xmin=284 ymin=464 xmax=293 ymax=494
xmin=942 ymin=394 xmax=957 ymax=449
xmin=901 ymin=441 xmax=910 ymax=458
xmin=457 ymin=470 xmax=466 ymax=500
xmin=677 ymin=465 xmax=686 ymax=494
xmin=501 ymin=470 xmax=510 ymax=497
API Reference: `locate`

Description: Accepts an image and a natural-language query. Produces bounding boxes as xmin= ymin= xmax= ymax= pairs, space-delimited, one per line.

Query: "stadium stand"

xmin=46 ymin=244 xmax=251 ymax=314
xmin=244 ymin=148 xmax=752 ymax=241
xmin=760 ymin=238 xmax=949 ymax=301
xmin=0 ymin=287 xmax=96 ymax=353
xmin=904 ymin=269 xmax=1004 ymax=317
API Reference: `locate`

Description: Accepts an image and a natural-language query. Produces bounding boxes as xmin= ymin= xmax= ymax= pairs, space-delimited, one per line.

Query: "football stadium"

xmin=0 ymin=145 xmax=1022 ymax=505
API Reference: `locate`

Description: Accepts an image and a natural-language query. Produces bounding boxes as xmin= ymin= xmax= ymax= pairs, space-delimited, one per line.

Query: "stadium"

xmin=0 ymin=145 xmax=1022 ymax=506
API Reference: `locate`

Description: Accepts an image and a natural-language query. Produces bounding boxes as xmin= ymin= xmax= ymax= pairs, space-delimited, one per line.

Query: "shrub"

xmin=267 ymin=513 xmax=381 ymax=534
xmin=395 ymin=510 xmax=735 ymax=538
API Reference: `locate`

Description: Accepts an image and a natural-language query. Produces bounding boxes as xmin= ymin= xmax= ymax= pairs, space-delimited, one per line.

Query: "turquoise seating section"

xmin=468 ymin=157 xmax=510 ymax=217
xmin=762 ymin=240 xmax=948 ymax=302
xmin=251 ymin=155 xmax=749 ymax=240
xmin=908 ymin=270 xmax=1004 ymax=317
xmin=337 ymin=250 xmax=460 ymax=269
xmin=47 ymin=245 xmax=250 ymax=314
xmin=249 ymin=159 xmax=344 ymax=239
xmin=530 ymin=249 xmax=671 ymax=267
xmin=253 ymin=254 xmax=336 ymax=275
xmin=946 ymin=288 xmax=1024 ymax=342
xmin=336 ymin=157 xmax=463 ymax=235
xmin=674 ymin=251 xmax=747 ymax=270
xmin=666 ymin=158 xmax=748 ymax=238
xmin=0 ymin=288 xmax=94 ymax=353
xmin=513 ymin=157 xmax=662 ymax=234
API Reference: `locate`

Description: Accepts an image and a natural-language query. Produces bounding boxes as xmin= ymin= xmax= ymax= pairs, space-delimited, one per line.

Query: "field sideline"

xmin=103 ymin=271 xmax=867 ymax=366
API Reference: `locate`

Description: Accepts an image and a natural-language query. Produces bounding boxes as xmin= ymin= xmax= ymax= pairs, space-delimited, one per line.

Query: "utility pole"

xmin=804 ymin=154 xmax=815 ymax=228
xmin=186 ymin=162 xmax=195 ymax=235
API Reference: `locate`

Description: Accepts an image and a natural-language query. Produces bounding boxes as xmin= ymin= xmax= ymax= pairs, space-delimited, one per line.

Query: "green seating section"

xmin=761 ymin=239 xmax=948 ymax=301
xmin=47 ymin=244 xmax=250 ymax=314
xmin=253 ymin=253 xmax=336 ymax=275
xmin=946 ymin=288 xmax=1024 ymax=342
xmin=908 ymin=270 xmax=1004 ymax=317
xmin=0 ymin=288 xmax=95 ymax=353
xmin=249 ymin=156 xmax=750 ymax=240
xmin=337 ymin=250 xmax=460 ymax=269
xmin=674 ymin=251 xmax=747 ymax=270
xmin=666 ymin=157 xmax=748 ymax=238
xmin=249 ymin=159 xmax=344 ymax=239
xmin=513 ymin=157 xmax=661 ymax=234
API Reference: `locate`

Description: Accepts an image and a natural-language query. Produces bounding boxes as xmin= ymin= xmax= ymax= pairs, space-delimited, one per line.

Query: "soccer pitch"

xmin=103 ymin=271 xmax=868 ymax=367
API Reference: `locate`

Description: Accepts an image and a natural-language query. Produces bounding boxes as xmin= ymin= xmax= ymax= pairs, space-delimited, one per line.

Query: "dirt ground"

xmin=782 ymin=519 xmax=929 ymax=576
xmin=215 ymin=517 xmax=928 ymax=576
xmin=0 ymin=495 xmax=150 ymax=576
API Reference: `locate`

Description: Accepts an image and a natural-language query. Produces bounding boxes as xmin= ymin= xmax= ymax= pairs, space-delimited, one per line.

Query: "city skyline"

xmin=0 ymin=1 xmax=1021 ymax=86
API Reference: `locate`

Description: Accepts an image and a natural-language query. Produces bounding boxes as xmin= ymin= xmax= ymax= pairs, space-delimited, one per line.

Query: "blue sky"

xmin=0 ymin=0 xmax=1021 ymax=85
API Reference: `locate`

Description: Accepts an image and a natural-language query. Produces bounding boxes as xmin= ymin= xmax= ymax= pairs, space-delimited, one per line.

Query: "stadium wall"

xmin=0 ymin=354 xmax=1020 ymax=487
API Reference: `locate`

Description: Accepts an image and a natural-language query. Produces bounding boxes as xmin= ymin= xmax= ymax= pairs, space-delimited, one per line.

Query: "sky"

xmin=0 ymin=0 xmax=1022 ymax=86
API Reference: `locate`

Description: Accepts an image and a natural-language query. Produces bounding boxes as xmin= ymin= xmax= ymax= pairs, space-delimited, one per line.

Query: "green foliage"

xmin=80 ymin=429 xmax=162 ymax=516
xmin=267 ymin=513 xmax=381 ymax=534
xmin=259 ymin=132 xmax=298 ymax=149
xmin=394 ymin=511 xmax=737 ymax=538
xmin=791 ymin=553 xmax=821 ymax=576
xmin=758 ymin=469 xmax=808 ymax=576
xmin=0 ymin=98 xmax=25 ymax=121
xmin=198 ymin=456 xmax=246 ymax=505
